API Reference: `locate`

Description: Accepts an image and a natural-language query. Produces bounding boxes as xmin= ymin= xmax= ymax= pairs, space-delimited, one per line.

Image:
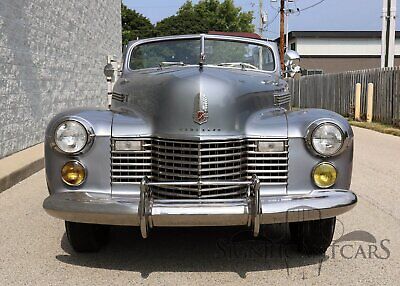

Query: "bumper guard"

xmin=139 ymin=175 xmax=261 ymax=238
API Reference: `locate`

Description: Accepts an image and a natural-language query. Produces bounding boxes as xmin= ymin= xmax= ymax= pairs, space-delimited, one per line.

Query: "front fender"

xmin=45 ymin=109 xmax=113 ymax=195
xmin=286 ymin=108 xmax=354 ymax=195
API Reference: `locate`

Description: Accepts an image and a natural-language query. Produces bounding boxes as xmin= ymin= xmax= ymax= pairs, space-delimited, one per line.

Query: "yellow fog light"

xmin=61 ymin=161 xmax=86 ymax=186
xmin=312 ymin=162 xmax=337 ymax=188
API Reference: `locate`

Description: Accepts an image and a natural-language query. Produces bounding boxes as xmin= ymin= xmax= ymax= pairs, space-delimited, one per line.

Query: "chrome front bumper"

xmin=43 ymin=176 xmax=357 ymax=238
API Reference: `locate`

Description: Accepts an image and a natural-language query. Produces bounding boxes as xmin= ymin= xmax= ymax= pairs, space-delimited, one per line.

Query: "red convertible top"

xmin=208 ymin=31 xmax=262 ymax=39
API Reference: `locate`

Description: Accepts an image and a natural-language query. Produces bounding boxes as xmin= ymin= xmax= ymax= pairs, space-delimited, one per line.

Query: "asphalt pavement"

xmin=1 ymin=127 xmax=399 ymax=285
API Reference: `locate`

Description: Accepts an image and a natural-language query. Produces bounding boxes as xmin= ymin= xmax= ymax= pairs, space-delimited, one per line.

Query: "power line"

xmin=298 ymin=0 xmax=327 ymax=12
xmin=267 ymin=11 xmax=280 ymax=26
xmin=266 ymin=0 xmax=328 ymax=42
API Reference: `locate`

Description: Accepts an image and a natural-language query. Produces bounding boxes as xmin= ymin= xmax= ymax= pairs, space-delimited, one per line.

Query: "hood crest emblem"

xmin=193 ymin=93 xmax=208 ymax=124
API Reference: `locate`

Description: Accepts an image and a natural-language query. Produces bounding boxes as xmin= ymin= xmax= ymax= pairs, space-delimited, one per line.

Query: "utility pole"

xmin=286 ymin=10 xmax=289 ymax=51
xmin=381 ymin=0 xmax=397 ymax=68
xmin=258 ymin=1 xmax=266 ymax=69
xmin=259 ymin=0 xmax=268 ymax=38
xmin=279 ymin=0 xmax=285 ymax=70
xmin=259 ymin=0 xmax=264 ymax=37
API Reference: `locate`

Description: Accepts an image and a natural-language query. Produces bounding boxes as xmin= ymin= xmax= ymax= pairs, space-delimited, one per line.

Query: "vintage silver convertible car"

xmin=43 ymin=34 xmax=357 ymax=254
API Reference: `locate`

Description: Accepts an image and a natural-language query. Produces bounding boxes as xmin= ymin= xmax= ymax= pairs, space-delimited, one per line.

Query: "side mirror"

xmin=284 ymin=50 xmax=301 ymax=78
xmin=104 ymin=63 xmax=115 ymax=78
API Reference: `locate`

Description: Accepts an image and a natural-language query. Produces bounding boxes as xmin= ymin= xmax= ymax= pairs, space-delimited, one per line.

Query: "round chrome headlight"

xmin=310 ymin=123 xmax=344 ymax=156
xmin=55 ymin=120 xmax=88 ymax=154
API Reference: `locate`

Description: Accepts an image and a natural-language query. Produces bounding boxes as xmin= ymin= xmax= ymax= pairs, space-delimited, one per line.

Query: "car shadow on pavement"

xmin=56 ymin=224 xmax=327 ymax=278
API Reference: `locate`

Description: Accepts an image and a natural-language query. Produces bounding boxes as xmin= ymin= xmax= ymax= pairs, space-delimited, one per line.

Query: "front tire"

xmin=65 ymin=221 xmax=110 ymax=253
xmin=290 ymin=217 xmax=336 ymax=255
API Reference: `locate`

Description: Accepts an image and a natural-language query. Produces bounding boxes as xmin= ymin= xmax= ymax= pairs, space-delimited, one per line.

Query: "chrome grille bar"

xmin=112 ymin=92 xmax=126 ymax=102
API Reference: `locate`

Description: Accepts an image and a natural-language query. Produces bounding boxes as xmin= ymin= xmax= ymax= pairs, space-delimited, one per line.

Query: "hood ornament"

xmin=193 ymin=93 xmax=208 ymax=124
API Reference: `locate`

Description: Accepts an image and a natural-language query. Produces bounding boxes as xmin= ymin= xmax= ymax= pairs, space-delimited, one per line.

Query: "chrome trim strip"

xmin=148 ymin=189 xmax=247 ymax=199
xmin=110 ymin=181 xmax=288 ymax=186
xmin=111 ymin=156 xmax=152 ymax=160
xmin=247 ymin=163 xmax=288 ymax=167
xmin=112 ymin=162 xmax=152 ymax=166
xmin=146 ymin=180 xmax=253 ymax=186
xmin=247 ymin=150 xmax=288 ymax=155
xmin=274 ymin=93 xmax=291 ymax=106
xmin=112 ymin=92 xmax=126 ymax=102
xmin=152 ymin=144 xmax=248 ymax=152
xmin=112 ymin=135 xmax=288 ymax=142
xmin=112 ymin=169 xmax=152 ymax=173
xmin=256 ymin=175 xmax=288 ymax=180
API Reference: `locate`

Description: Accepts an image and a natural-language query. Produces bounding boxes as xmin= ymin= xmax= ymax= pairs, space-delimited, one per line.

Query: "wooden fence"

xmin=287 ymin=67 xmax=400 ymax=127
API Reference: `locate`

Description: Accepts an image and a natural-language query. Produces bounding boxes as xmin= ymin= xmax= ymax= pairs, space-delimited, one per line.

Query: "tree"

xmin=155 ymin=0 xmax=254 ymax=37
xmin=121 ymin=3 xmax=154 ymax=45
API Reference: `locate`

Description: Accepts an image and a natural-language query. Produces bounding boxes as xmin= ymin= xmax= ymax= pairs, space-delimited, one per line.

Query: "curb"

xmin=0 ymin=144 xmax=44 ymax=193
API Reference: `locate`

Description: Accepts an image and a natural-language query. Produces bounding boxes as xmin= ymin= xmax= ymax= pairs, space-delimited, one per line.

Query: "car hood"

xmin=112 ymin=66 xmax=288 ymax=139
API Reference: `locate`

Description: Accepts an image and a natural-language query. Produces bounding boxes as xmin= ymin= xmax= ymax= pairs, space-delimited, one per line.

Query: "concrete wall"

xmin=0 ymin=0 xmax=121 ymax=158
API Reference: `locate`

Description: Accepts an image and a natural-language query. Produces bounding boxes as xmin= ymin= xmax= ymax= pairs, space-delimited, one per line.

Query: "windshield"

xmin=129 ymin=39 xmax=200 ymax=70
xmin=129 ymin=38 xmax=275 ymax=71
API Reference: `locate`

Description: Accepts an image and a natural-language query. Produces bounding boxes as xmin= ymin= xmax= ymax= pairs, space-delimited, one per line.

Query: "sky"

xmin=123 ymin=0 xmax=400 ymax=39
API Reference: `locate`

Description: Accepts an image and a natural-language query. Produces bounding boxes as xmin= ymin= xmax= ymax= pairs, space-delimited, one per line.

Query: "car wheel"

xmin=289 ymin=217 xmax=336 ymax=255
xmin=65 ymin=221 xmax=110 ymax=253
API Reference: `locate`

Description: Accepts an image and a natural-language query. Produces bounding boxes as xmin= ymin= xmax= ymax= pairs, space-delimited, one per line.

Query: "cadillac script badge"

xmin=193 ymin=93 xmax=208 ymax=124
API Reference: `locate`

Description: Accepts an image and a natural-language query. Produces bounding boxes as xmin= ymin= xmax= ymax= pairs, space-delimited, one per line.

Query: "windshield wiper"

xmin=159 ymin=61 xmax=185 ymax=68
xmin=217 ymin=62 xmax=259 ymax=71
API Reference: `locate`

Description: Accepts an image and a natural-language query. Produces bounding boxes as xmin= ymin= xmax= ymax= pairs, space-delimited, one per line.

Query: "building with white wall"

xmin=284 ymin=31 xmax=400 ymax=74
xmin=0 ymin=0 xmax=122 ymax=158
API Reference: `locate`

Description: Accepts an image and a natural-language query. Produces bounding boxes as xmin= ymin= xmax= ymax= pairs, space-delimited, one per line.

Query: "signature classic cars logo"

xmin=215 ymin=218 xmax=390 ymax=279
xmin=193 ymin=93 xmax=209 ymax=124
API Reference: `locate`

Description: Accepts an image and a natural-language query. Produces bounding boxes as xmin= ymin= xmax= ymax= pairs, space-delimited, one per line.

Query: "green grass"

xmin=349 ymin=120 xmax=400 ymax=137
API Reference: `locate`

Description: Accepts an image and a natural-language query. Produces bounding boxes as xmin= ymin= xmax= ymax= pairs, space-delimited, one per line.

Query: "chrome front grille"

xmin=274 ymin=92 xmax=291 ymax=106
xmin=111 ymin=138 xmax=288 ymax=199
